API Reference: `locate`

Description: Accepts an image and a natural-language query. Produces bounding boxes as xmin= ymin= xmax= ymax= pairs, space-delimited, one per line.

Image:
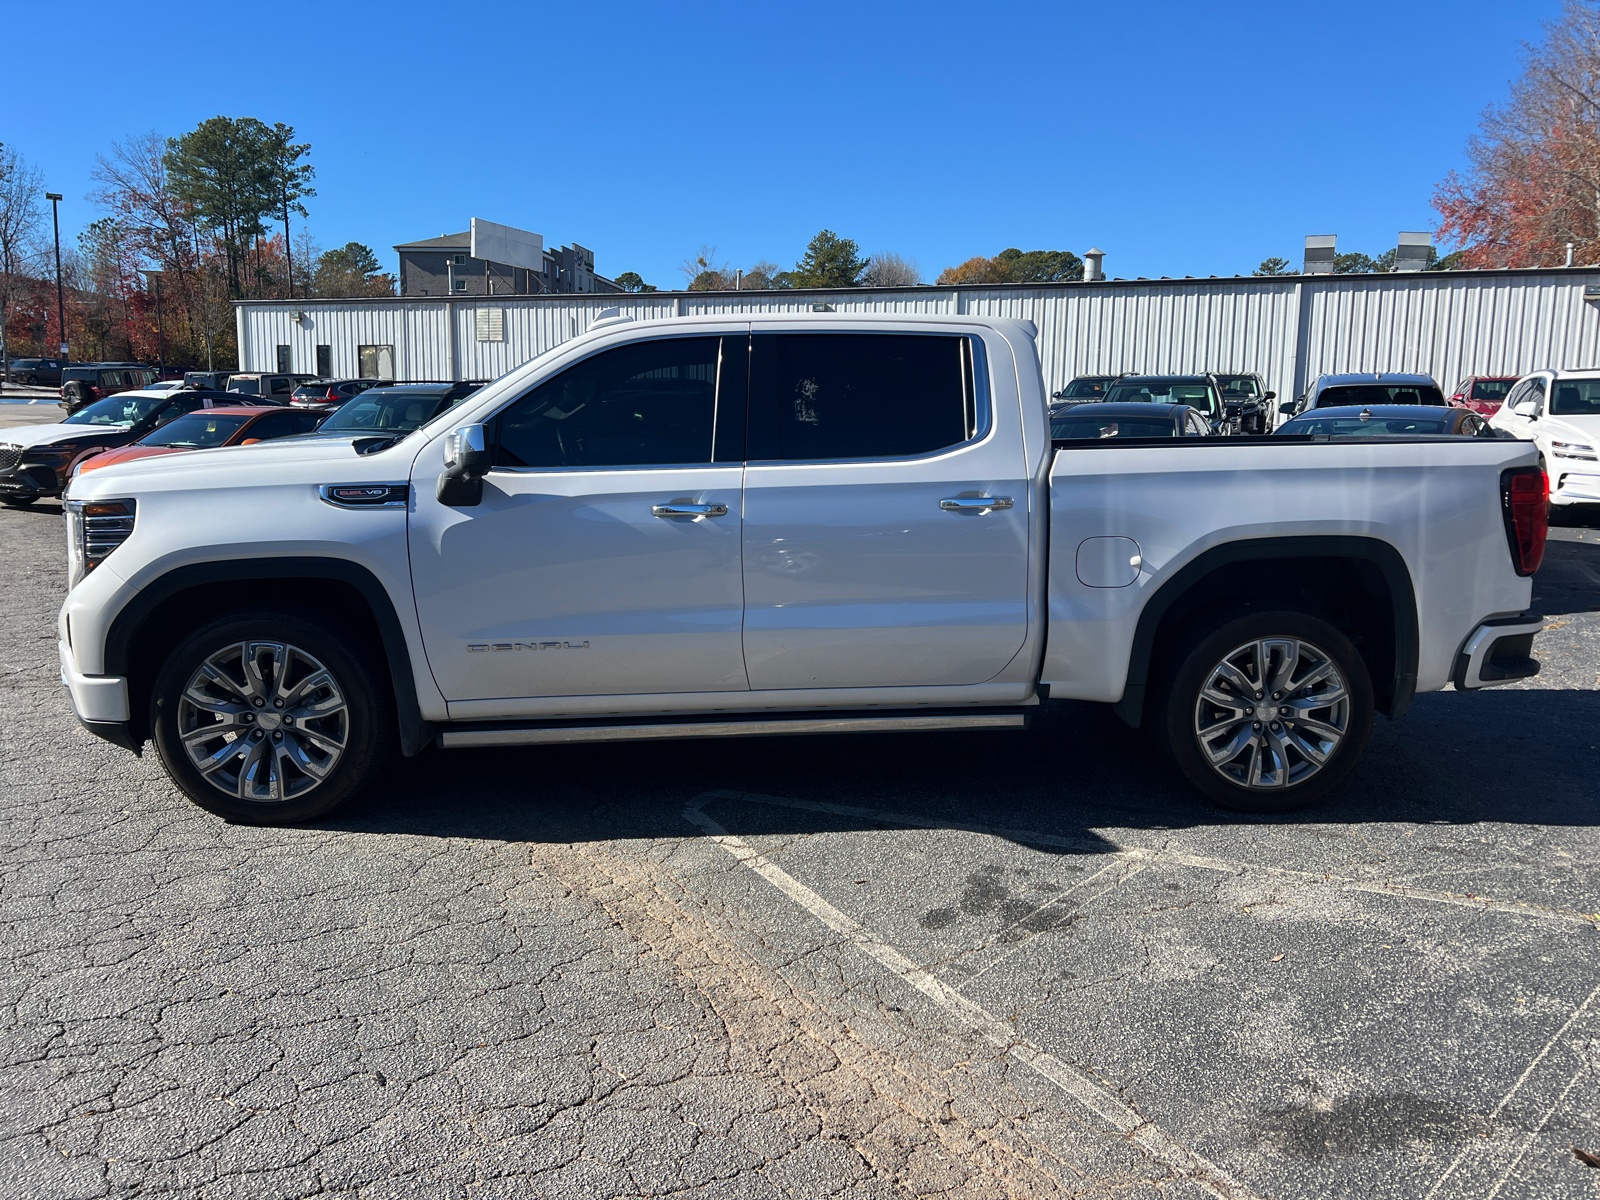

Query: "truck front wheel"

xmin=1153 ymin=611 xmax=1373 ymax=812
xmin=151 ymin=611 xmax=394 ymax=824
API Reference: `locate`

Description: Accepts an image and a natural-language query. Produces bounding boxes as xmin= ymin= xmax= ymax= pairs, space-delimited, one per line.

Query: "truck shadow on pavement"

xmin=324 ymin=682 xmax=1600 ymax=852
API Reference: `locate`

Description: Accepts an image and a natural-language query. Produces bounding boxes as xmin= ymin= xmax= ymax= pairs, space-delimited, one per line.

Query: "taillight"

xmin=1500 ymin=466 xmax=1548 ymax=576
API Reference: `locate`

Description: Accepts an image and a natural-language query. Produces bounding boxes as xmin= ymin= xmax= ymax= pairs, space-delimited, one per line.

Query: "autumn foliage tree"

xmin=1433 ymin=2 xmax=1600 ymax=267
xmin=936 ymin=248 xmax=1082 ymax=285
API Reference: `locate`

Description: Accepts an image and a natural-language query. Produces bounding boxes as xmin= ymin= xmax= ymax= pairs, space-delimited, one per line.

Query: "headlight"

xmin=63 ymin=498 xmax=136 ymax=589
xmin=1551 ymin=440 xmax=1598 ymax=460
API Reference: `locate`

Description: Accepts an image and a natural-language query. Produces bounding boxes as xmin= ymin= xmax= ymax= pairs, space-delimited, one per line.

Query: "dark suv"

xmin=289 ymin=378 xmax=387 ymax=415
xmin=183 ymin=370 xmax=234 ymax=391
xmin=60 ymin=364 xmax=161 ymax=415
xmin=7 ymin=358 xmax=68 ymax=386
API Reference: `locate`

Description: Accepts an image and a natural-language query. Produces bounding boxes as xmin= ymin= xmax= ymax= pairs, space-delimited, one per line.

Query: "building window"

xmin=276 ymin=344 xmax=291 ymax=373
xmin=358 ymin=345 xmax=395 ymax=381
xmin=453 ymin=254 xmax=466 ymax=265
xmin=453 ymin=278 xmax=467 ymax=292
xmin=316 ymin=345 xmax=332 ymax=377
xmin=475 ymin=308 xmax=504 ymax=342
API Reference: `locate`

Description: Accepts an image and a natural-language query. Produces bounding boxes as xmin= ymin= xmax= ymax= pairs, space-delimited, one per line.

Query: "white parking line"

xmin=684 ymin=793 xmax=1266 ymax=1200
xmin=692 ymin=789 xmax=1600 ymax=929
xmin=1423 ymin=980 xmax=1600 ymax=1200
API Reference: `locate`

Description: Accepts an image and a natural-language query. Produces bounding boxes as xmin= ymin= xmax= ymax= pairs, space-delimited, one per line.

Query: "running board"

xmin=436 ymin=707 xmax=1031 ymax=749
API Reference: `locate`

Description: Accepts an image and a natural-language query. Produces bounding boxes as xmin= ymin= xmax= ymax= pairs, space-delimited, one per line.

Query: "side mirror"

xmin=1278 ymin=400 xmax=1296 ymax=414
xmin=1262 ymin=391 xmax=1276 ymax=401
xmin=1512 ymin=401 xmax=1540 ymax=417
xmin=437 ymin=423 xmax=489 ymax=507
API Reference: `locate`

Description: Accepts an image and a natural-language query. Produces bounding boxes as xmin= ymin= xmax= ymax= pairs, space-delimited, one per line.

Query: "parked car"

xmin=6 ymin=357 xmax=69 ymax=386
xmin=1051 ymin=402 xmax=1215 ymax=440
xmin=1288 ymin=372 xmax=1446 ymax=417
xmin=1103 ymin=373 xmax=1265 ymax=434
xmin=184 ymin=371 xmax=234 ymax=391
xmin=1448 ymin=375 xmax=1518 ymax=416
xmin=305 ymin=382 xmax=484 ymax=435
xmin=1214 ymin=372 xmax=1278 ymax=422
xmin=1276 ymin=405 xmax=1502 ymax=440
xmin=59 ymin=364 xmax=161 ymax=415
xmin=57 ymin=314 xmax=1544 ymax=826
xmin=1489 ymin=369 xmax=1600 ymax=506
xmin=289 ymin=378 xmax=387 ymax=415
xmin=75 ymin=406 xmax=328 ymax=476
xmin=0 ymin=390 xmax=240 ymax=505
xmin=1051 ymin=374 xmax=1126 ymax=404
xmin=143 ymin=379 xmax=191 ymax=393
xmin=225 ymin=372 xmax=315 ymax=402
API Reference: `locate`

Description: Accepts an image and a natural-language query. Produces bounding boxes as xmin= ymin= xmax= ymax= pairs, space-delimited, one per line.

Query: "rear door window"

xmin=749 ymin=333 xmax=975 ymax=461
xmin=243 ymin=412 xmax=299 ymax=440
xmin=270 ymin=377 xmax=293 ymax=396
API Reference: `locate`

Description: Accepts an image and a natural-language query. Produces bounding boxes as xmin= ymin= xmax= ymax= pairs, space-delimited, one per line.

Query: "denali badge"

xmin=469 ymin=640 xmax=591 ymax=652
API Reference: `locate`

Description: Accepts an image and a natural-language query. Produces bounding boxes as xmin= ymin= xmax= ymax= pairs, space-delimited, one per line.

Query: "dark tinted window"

xmin=754 ymin=333 xmax=971 ymax=461
xmin=322 ymin=389 xmax=455 ymax=433
xmin=1052 ymin=414 xmax=1178 ymax=439
xmin=1315 ymin=384 xmax=1445 ymax=407
xmin=495 ymin=337 xmax=720 ymax=468
xmin=1550 ymin=380 xmax=1600 ymax=416
xmin=1470 ymin=379 xmax=1513 ymax=402
xmin=1280 ymin=414 xmax=1453 ymax=437
xmin=1061 ymin=377 xmax=1111 ymax=399
xmin=241 ymin=412 xmax=303 ymax=440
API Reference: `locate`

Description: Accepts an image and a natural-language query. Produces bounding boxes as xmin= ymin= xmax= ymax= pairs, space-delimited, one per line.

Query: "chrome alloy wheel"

xmin=1192 ymin=636 xmax=1349 ymax=791
xmin=177 ymin=640 xmax=350 ymax=802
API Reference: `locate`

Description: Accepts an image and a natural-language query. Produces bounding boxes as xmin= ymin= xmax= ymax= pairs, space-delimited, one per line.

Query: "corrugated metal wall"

xmin=236 ymin=268 xmax=1600 ymax=401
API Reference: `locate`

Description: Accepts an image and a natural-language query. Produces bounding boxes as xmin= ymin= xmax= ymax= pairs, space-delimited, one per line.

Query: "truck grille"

xmin=0 ymin=444 xmax=20 ymax=471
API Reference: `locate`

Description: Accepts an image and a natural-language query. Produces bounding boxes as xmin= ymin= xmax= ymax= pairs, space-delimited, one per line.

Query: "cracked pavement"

xmin=3 ymin=477 xmax=1599 ymax=1199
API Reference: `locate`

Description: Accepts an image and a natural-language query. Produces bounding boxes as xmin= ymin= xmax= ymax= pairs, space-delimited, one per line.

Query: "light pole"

xmin=45 ymin=192 xmax=65 ymax=358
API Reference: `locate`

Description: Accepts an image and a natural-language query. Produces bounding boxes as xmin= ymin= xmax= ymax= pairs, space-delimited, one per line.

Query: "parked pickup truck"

xmin=57 ymin=314 xmax=1548 ymax=824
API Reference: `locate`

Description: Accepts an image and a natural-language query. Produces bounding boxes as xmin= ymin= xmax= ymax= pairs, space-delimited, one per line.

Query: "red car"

xmin=1448 ymin=375 xmax=1517 ymax=416
xmin=76 ymin=406 xmax=325 ymax=476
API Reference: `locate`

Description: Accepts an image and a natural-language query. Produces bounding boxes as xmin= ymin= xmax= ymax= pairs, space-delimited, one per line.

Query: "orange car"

xmin=75 ymin=406 xmax=326 ymax=475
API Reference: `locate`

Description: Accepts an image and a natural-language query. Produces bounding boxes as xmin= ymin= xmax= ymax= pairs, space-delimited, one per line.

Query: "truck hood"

xmin=3 ymin=422 xmax=133 ymax=449
xmin=64 ymin=432 xmax=422 ymax=500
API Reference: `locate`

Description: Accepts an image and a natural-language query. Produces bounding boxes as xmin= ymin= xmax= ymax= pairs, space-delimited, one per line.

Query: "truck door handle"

xmin=940 ymin=496 xmax=1013 ymax=512
xmin=652 ymin=502 xmax=729 ymax=518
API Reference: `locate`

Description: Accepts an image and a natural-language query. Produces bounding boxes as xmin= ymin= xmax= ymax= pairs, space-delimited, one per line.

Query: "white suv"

xmin=1490 ymin=369 xmax=1600 ymax=506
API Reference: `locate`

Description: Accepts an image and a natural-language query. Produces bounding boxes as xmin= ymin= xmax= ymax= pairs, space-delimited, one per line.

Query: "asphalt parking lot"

xmin=3 ymin=466 xmax=1598 ymax=1198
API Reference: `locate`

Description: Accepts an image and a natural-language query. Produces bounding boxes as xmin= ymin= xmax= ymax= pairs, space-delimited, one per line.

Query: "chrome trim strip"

xmin=439 ymin=712 xmax=1025 ymax=748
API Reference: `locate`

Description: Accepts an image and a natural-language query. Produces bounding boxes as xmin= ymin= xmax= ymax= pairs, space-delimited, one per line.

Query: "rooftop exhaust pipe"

xmin=1084 ymin=247 xmax=1105 ymax=282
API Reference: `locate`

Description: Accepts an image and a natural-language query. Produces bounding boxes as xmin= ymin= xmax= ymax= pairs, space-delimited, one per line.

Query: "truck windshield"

xmin=1549 ymin=380 xmax=1600 ymax=416
xmin=1052 ymin=415 xmax=1176 ymax=439
xmin=1104 ymin=380 xmax=1216 ymax=414
xmin=136 ymin=412 xmax=253 ymax=448
xmin=63 ymin=394 xmax=172 ymax=426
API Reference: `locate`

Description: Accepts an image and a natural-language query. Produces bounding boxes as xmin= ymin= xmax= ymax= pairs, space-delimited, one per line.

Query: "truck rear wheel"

xmin=151 ymin=611 xmax=394 ymax=824
xmin=1153 ymin=610 xmax=1373 ymax=812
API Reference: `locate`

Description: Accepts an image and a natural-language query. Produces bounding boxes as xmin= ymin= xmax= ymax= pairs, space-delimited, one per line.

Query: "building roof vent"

xmin=1304 ymin=235 xmax=1336 ymax=275
xmin=1394 ymin=231 xmax=1431 ymax=272
xmin=1084 ymin=247 xmax=1105 ymax=282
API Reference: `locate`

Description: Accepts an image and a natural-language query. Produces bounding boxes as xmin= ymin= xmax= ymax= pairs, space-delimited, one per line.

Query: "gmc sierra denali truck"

xmin=56 ymin=314 xmax=1548 ymax=823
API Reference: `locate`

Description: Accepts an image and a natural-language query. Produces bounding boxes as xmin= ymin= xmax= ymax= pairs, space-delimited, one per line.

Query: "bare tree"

xmin=862 ymin=251 xmax=921 ymax=288
xmin=0 ymin=143 xmax=44 ymax=385
xmin=680 ymin=244 xmax=734 ymax=290
xmin=1434 ymin=2 xmax=1600 ymax=266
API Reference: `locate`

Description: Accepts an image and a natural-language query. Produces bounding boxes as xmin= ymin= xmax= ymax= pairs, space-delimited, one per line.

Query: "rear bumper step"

xmin=437 ymin=706 xmax=1032 ymax=749
xmin=1452 ymin=613 xmax=1544 ymax=690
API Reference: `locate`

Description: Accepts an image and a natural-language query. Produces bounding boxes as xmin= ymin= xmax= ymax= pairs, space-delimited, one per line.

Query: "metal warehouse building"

xmin=234 ymin=266 xmax=1600 ymax=401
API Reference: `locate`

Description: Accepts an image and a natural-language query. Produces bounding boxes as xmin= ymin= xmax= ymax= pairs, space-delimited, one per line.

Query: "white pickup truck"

xmin=56 ymin=314 xmax=1549 ymax=823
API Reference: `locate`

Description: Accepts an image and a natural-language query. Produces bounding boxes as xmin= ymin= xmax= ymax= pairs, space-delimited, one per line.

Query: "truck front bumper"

xmin=60 ymin=638 xmax=141 ymax=753
xmin=1452 ymin=614 xmax=1544 ymax=689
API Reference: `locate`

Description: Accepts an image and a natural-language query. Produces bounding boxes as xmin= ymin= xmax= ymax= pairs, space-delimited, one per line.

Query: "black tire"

xmin=151 ymin=610 xmax=395 ymax=823
xmin=1151 ymin=609 xmax=1374 ymax=813
xmin=25 ymin=374 xmax=37 ymax=386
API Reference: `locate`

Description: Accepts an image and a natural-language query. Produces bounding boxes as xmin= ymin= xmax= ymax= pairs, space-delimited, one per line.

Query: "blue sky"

xmin=5 ymin=0 xmax=1560 ymax=286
